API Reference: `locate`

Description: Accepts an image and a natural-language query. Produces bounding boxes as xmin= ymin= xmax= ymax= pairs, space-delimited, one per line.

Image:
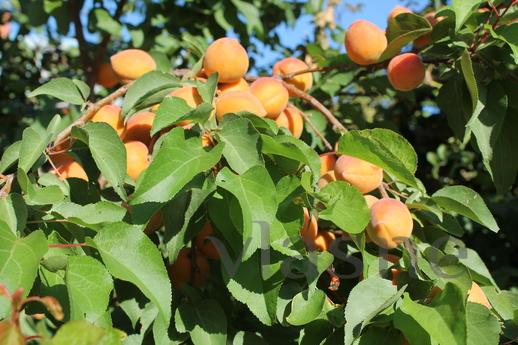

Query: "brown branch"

xmin=378 ymin=183 xmax=389 ymax=199
xmin=48 ymin=243 xmax=87 ymax=248
xmin=297 ymin=106 xmax=333 ymax=150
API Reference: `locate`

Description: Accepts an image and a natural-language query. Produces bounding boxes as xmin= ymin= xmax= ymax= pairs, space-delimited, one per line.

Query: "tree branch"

xmin=297 ymin=106 xmax=334 ymax=150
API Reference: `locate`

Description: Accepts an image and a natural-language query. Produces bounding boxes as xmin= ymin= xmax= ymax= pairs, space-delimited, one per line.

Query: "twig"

xmin=378 ymin=183 xmax=389 ymax=199
xmin=297 ymin=106 xmax=333 ymax=150
xmin=48 ymin=243 xmax=87 ymax=248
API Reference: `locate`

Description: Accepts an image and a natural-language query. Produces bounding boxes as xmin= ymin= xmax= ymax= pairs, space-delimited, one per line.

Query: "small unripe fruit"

xmin=334 ymin=155 xmax=383 ymax=193
xmin=215 ymin=91 xmax=266 ymax=121
xmin=345 ymin=20 xmax=387 ymax=66
xmin=387 ymin=53 xmax=426 ymax=91
xmin=91 ymin=104 xmax=124 ymax=135
xmin=110 ymin=49 xmax=156 ymax=82
xmin=388 ymin=5 xmax=412 ymax=22
xmin=124 ymin=141 xmax=149 ymax=181
xmin=276 ymin=105 xmax=304 ymax=138
xmin=319 ymin=153 xmax=337 ymax=176
xmin=194 ymin=222 xmax=220 ymax=260
xmin=367 ymin=198 xmax=413 ymax=249
xmin=51 ymin=154 xmax=88 ymax=181
xmin=250 ymin=77 xmax=289 ymax=119
xmin=97 ymin=63 xmax=119 ymax=88
xmin=317 ymin=171 xmax=336 ymax=189
xmin=314 ymin=231 xmax=336 ymax=251
xmin=218 ymin=78 xmax=250 ymax=95
xmin=122 ymin=111 xmax=155 ymax=145
xmin=273 ymin=57 xmax=313 ymax=93
xmin=168 ymin=248 xmax=210 ymax=288
xmin=467 ymin=282 xmax=491 ymax=309
xmin=300 ymin=207 xmax=318 ymax=246
xmin=203 ymin=38 xmax=249 ymax=83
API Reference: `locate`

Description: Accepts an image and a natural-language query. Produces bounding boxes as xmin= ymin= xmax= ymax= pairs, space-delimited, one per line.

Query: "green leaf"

xmin=490 ymin=22 xmax=518 ymax=64
xmin=66 ymin=256 xmax=114 ymax=321
xmin=92 ymin=222 xmax=171 ymax=328
xmin=460 ymin=50 xmax=479 ymax=113
xmin=286 ymin=289 xmax=327 ymax=326
xmin=217 ymin=116 xmax=263 ymax=174
xmin=0 ymin=194 xmax=27 ymax=236
xmin=52 ymin=201 xmax=127 ymax=230
xmin=317 ymin=181 xmax=370 ymax=234
xmin=92 ymin=8 xmax=122 ymax=36
xmin=459 ymin=248 xmax=496 ymax=287
xmin=466 ymin=302 xmax=500 ymax=345
xmin=337 ymin=129 xmax=419 ymax=188
xmin=18 ymin=125 xmax=51 ymax=172
xmin=452 ymin=0 xmax=482 ymax=31
xmin=29 ymin=78 xmax=88 ymax=105
xmin=175 ymin=299 xmax=227 ymax=345
xmin=216 ymin=166 xmax=277 ymax=261
xmin=0 ymin=229 xmax=48 ymax=295
xmin=437 ymin=74 xmax=472 ymax=140
xmin=432 ymin=185 xmax=498 ymax=232
xmin=17 ymin=168 xmax=65 ymax=206
xmin=381 ymin=13 xmax=432 ymax=61
xmin=132 ymin=128 xmax=223 ymax=205
xmin=72 ymin=122 xmax=127 ymax=200
xmin=231 ymin=0 xmax=264 ymax=37
xmin=50 ymin=320 xmax=123 ymax=345
xmin=151 ymin=97 xmax=213 ymax=135
xmin=0 ymin=141 xmax=21 ymax=174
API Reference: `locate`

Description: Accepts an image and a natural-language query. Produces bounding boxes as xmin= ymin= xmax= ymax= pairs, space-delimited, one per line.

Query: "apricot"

xmin=364 ymin=195 xmax=380 ymax=208
xmin=168 ymin=248 xmax=210 ymax=288
xmin=218 ymin=78 xmax=250 ymax=95
xmin=124 ymin=141 xmax=149 ymax=181
xmin=467 ymin=282 xmax=491 ymax=309
xmin=387 ymin=53 xmax=426 ymax=91
xmin=300 ymin=207 xmax=318 ymax=246
xmin=367 ymin=198 xmax=413 ymax=249
xmin=317 ymin=171 xmax=336 ymax=189
xmin=203 ymin=38 xmax=249 ymax=83
xmin=91 ymin=104 xmax=124 ymax=135
xmin=345 ymin=20 xmax=387 ymax=66
xmin=194 ymin=222 xmax=220 ymax=260
xmin=275 ymin=105 xmax=304 ymax=138
xmin=169 ymin=86 xmax=203 ymax=126
xmin=51 ymin=154 xmax=88 ymax=181
xmin=314 ymin=231 xmax=336 ymax=251
xmin=272 ymin=57 xmax=313 ymax=93
xmin=388 ymin=5 xmax=412 ymax=22
xmin=215 ymin=91 xmax=267 ymax=121
xmin=0 ymin=22 xmax=10 ymax=40
xmin=97 ymin=63 xmax=119 ymax=88
xmin=250 ymin=77 xmax=289 ymax=119
xmin=122 ymin=111 xmax=155 ymax=145
xmin=414 ymin=12 xmax=440 ymax=48
xmin=319 ymin=153 xmax=337 ymax=176
xmin=334 ymin=155 xmax=383 ymax=193
xmin=110 ymin=49 xmax=156 ymax=82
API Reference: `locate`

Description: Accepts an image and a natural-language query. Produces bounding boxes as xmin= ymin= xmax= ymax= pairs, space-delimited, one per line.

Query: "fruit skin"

xmin=364 ymin=195 xmax=380 ymax=208
xmin=345 ymin=20 xmax=387 ymax=66
xmin=51 ymin=154 xmax=88 ymax=181
xmin=218 ymin=78 xmax=250 ymax=95
xmin=168 ymin=248 xmax=210 ymax=288
xmin=319 ymin=153 xmax=337 ymax=176
xmin=215 ymin=91 xmax=266 ymax=121
xmin=317 ymin=170 xmax=336 ymax=189
xmin=388 ymin=5 xmax=412 ymax=22
xmin=124 ymin=141 xmax=149 ymax=181
xmin=194 ymin=222 xmax=220 ymax=260
xmin=273 ymin=57 xmax=313 ymax=93
xmin=250 ymin=77 xmax=289 ymax=119
xmin=203 ymin=38 xmax=249 ymax=83
xmin=110 ymin=49 xmax=156 ymax=82
xmin=387 ymin=53 xmax=426 ymax=91
xmin=122 ymin=111 xmax=155 ymax=145
xmin=314 ymin=231 xmax=336 ymax=251
xmin=467 ymin=282 xmax=491 ymax=309
xmin=300 ymin=207 xmax=318 ymax=246
xmin=414 ymin=12 xmax=439 ymax=48
xmin=276 ymin=105 xmax=304 ymax=138
xmin=97 ymin=63 xmax=119 ymax=88
xmin=334 ymin=155 xmax=383 ymax=193
xmin=367 ymin=198 xmax=413 ymax=249
xmin=91 ymin=104 xmax=124 ymax=135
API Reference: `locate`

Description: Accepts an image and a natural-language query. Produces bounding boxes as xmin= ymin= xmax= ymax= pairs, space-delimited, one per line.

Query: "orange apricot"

xmin=367 ymin=198 xmax=413 ymax=249
xmin=319 ymin=153 xmax=337 ymax=176
xmin=91 ymin=104 xmax=124 ymax=135
xmin=97 ymin=63 xmax=119 ymax=88
xmin=215 ymin=91 xmax=266 ymax=121
xmin=250 ymin=77 xmax=289 ymax=119
xmin=203 ymin=38 xmax=249 ymax=83
xmin=334 ymin=155 xmax=383 ymax=193
xmin=218 ymin=78 xmax=250 ymax=95
xmin=388 ymin=5 xmax=412 ymax=22
xmin=171 ymin=86 xmax=203 ymax=108
xmin=122 ymin=111 xmax=155 ymax=145
xmin=110 ymin=49 xmax=156 ymax=82
xmin=387 ymin=53 xmax=426 ymax=91
xmin=272 ymin=57 xmax=313 ymax=93
xmin=51 ymin=154 xmax=88 ymax=181
xmin=467 ymin=282 xmax=491 ymax=309
xmin=364 ymin=195 xmax=380 ymax=208
xmin=345 ymin=20 xmax=387 ymax=66
xmin=194 ymin=222 xmax=220 ymax=260
xmin=314 ymin=231 xmax=336 ymax=251
xmin=168 ymin=248 xmax=210 ymax=288
xmin=276 ymin=105 xmax=304 ymax=138
xmin=414 ymin=12 xmax=439 ymax=48
xmin=317 ymin=171 xmax=336 ymax=189
xmin=124 ymin=141 xmax=149 ymax=181
xmin=300 ymin=207 xmax=318 ymax=246
xmin=0 ymin=22 xmax=10 ymax=40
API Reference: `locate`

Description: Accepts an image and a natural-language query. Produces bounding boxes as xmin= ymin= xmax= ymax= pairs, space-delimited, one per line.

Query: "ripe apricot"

xmin=364 ymin=195 xmax=380 ymax=208
xmin=97 ymin=63 xmax=119 ymax=88
xmin=171 ymin=86 xmax=202 ymax=108
xmin=203 ymin=38 xmax=249 ymax=83
xmin=124 ymin=141 xmax=149 ymax=181
xmin=168 ymin=248 xmax=210 ymax=288
xmin=51 ymin=154 xmax=88 ymax=181
xmin=317 ymin=171 xmax=336 ymax=189
xmin=250 ymin=77 xmax=289 ymax=119
xmin=122 ymin=111 xmax=155 ymax=145
xmin=194 ymin=222 xmax=220 ymax=260
xmin=387 ymin=53 xmax=426 ymax=91
xmin=388 ymin=5 xmax=412 ymax=22
xmin=276 ymin=105 xmax=304 ymax=138
xmin=215 ymin=91 xmax=266 ymax=121
xmin=367 ymin=198 xmax=413 ymax=249
xmin=0 ymin=23 xmax=10 ymax=40
xmin=345 ymin=20 xmax=387 ymax=66
xmin=110 ymin=49 xmax=156 ymax=82
xmin=91 ymin=104 xmax=124 ymax=135
xmin=414 ymin=12 xmax=439 ymax=48
xmin=300 ymin=207 xmax=318 ymax=246
xmin=314 ymin=231 xmax=336 ymax=251
xmin=218 ymin=78 xmax=250 ymax=95
xmin=319 ymin=153 xmax=337 ymax=176
xmin=334 ymin=155 xmax=383 ymax=193
xmin=467 ymin=282 xmax=491 ymax=309
xmin=272 ymin=57 xmax=313 ymax=93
